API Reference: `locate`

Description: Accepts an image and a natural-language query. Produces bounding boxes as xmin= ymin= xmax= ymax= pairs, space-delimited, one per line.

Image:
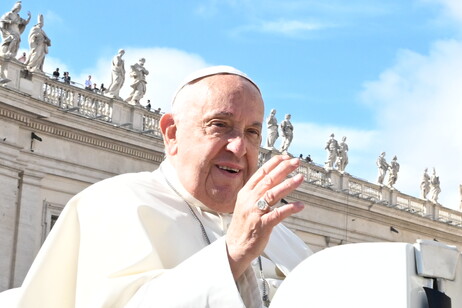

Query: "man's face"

xmin=166 ymin=75 xmax=264 ymax=213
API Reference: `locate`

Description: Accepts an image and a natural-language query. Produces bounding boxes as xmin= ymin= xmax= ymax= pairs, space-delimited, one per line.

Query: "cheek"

xmin=247 ymin=147 xmax=260 ymax=172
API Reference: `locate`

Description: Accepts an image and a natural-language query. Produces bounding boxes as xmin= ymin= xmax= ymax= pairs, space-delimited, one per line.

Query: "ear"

xmin=160 ymin=113 xmax=178 ymax=155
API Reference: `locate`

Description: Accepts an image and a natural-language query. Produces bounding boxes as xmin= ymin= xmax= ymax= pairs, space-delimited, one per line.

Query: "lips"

xmin=217 ymin=165 xmax=240 ymax=174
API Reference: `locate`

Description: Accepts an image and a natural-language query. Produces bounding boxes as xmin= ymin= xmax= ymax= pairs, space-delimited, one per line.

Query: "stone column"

xmin=424 ymin=200 xmax=435 ymax=219
xmin=111 ymin=99 xmax=133 ymax=126
xmin=131 ymin=105 xmax=145 ymax=131
xmin=328 ymin=170 xmax=348 ymax=190
xmin=20 ymin=70 xmax=48 ymax=100
xmin=433 ymin=203 xmax=441 ymax=221
xmin=0 ymin=56 xmax=49 ymax=101
xmin=380 ymin=186 xmax=397 ymax=205
xmin=327 ymin=170 xmax=339 ymax=190
xmin=0 ymin=56 xmax=22 ymax=89
xmin=0 ymin=166 xmax=23 ymax=291
xmin=11 ymin=169 xmax=45 ymax=287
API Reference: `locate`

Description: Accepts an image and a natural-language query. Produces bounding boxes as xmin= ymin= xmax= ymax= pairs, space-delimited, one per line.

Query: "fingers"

xmin=245 ymin=156 xmax=302 ymax=215
xmin=260 ymin=173 xmax=305 ymax=228
xmin=260 ymin=173 xmax=304 ymax=208
xmin=249 ymin=155 xmax=293 ymax=188
xmin=263 ymin=200 xmax=305 ymax=228
xmin=248 ymin=155 xmax=300 ymax=195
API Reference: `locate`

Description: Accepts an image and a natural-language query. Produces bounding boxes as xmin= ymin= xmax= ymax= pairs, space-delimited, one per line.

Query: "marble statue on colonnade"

xmin=376 ymin=152 xmax=389 ymax=185
xmin=280 ymin=114 xmax=293 ymax=154
xmin=429 ymin=167 xmax=441 ymax=204
xmin=420 ymin=168 xmax=430 ymax=199
xmin=106 ymin=49 xmax=125 ymax=99
xmin=126 ymin=58 xmax=149 ymax=105
xmin=0 ymin=1 xmax=31 ymax=59
xmin=266 ymin=109 xmax=278 ymax=149
xmin=25 ymin=14 xmax=51 ymax=73
xmin=335 ymin=136 xmax=349 ymax=173
xmin=324 ymin=133 xmax=338 ymax=171
xmin=387 ymin=155 xmax=399 ymax=188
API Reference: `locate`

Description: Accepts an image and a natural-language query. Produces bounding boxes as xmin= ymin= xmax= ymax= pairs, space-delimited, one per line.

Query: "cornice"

xmin=0 ymin=105 xmax=165 ymax=163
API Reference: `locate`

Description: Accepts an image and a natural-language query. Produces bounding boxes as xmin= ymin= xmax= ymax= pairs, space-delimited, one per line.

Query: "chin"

xmin=208 ymin=194 xmax=237 ymax=213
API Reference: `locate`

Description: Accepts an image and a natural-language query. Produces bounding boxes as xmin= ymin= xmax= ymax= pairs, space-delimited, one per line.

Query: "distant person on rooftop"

xmin=52 ymin=68 xmax=59 ymax=80
xmin=62 ymin=71 xmax=71 ymax=84
xmin=85 ymin=75 xmax=92 ymax=90
xmin=100 ymin=83 xmax=106 ymax=94
xmin=305 ymin=155 xmax=312 ymax=163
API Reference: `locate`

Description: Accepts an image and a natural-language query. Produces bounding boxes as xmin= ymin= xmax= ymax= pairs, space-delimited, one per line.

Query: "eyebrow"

xmin=204 ymin=111 xmax=262 ymax=128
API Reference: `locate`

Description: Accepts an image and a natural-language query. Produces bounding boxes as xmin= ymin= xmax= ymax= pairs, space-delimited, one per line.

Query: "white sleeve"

xmin=125 ymin=237 xmax=262 ymax=308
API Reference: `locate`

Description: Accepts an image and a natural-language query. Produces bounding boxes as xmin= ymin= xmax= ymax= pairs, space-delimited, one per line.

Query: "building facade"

xmin=1 ymin=56 xmax=462 ymax=292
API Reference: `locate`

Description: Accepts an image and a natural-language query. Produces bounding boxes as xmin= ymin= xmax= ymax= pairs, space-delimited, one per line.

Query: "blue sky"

xmin=3 ymin=0 xmax=462 ymax=209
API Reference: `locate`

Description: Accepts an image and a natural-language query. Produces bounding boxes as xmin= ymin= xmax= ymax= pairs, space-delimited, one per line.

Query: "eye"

xmin=246 ymin=127 xmax=262 ymax=146
xmin=204 ymin=120 xmax=231 ymax=135
xmin=211 ymin=121 xmax=227 ymax=128
xmin=246 ymin=128 xmax=261 ymax=136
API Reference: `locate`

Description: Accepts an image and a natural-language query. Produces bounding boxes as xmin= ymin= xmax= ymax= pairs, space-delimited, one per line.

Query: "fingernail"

xmin=290 ymin=157 xmax=300 ymax=165
xmin=293 ymin=173 xmax=304 ymax=182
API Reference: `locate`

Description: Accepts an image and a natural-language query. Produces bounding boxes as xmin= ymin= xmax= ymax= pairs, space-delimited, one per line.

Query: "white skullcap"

xmin=172 ymin=65 xmax=260 ymax=105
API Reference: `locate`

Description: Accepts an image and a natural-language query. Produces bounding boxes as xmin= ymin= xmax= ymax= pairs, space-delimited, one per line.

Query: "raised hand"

xmin=226 ymin=155 xmax=305 ymax=279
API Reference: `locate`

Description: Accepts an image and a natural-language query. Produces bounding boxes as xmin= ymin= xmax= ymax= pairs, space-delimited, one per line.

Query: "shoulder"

xmin=69 ymin=170 xmax=176 ymax=213
xmin=78 ymin=171 xmax=159 ymax=199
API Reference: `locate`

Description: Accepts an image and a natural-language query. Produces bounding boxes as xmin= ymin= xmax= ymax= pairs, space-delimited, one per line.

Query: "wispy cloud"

xmin=196 ymin=0 xmax=395 ymax=17
xmin=232 ymin=19 xmax=332 ymax=38
xmin=421 ymin=0 xmax=462 ymax=24
xmin=259 ymin=19 xmax=328 ymax=36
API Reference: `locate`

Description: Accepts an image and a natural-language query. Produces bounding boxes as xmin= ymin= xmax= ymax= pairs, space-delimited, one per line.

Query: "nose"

xmin=226 ymin=134 xmax=247 ymax=158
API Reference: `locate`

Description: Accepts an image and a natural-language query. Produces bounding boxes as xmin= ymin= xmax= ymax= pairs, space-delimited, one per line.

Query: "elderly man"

xmin=0 ymin=66 xmax=310 ymax=307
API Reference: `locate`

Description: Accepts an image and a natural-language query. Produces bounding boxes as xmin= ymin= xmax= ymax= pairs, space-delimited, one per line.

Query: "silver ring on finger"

xmin=256 ymin=198 xmax=271 ymax=211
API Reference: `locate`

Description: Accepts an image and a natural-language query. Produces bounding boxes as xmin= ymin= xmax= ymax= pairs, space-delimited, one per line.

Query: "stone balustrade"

xmin=1 ymin=56 xmax=162 ymax=137
xmin=292 ymin=158 xmax=462 ymax=227
xmin=43 ymin=80 xmax=113 ymax=121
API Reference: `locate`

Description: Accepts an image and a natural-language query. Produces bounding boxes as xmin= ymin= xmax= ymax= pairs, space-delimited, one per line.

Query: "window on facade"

xmin=50 ymin=214 xmax=59 ymax=230
xmin=41 ymin=201 xmax=64 ymax=243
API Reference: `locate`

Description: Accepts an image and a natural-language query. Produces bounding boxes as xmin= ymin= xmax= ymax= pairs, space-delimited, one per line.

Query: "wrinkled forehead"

xmin=172 ymin=65 xmax=260 ymax=106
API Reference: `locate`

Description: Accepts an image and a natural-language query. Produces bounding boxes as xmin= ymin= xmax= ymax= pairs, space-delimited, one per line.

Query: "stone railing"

xmin=1 ymin=56 xmax=162 ymax=137
xmin=438 ymin=207 xmax=462 ymax=227
xmin=43 ymin=80 xmax=113 ymax=121
xmin=259 ymin=149 xmax=462 ymax=227
xmin=142 ymin=111 xmax=162 ymax=138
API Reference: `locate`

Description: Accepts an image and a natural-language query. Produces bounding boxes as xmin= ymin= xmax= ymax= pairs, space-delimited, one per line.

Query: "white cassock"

xmin=0 ymin=161 xmax=311 ymax=307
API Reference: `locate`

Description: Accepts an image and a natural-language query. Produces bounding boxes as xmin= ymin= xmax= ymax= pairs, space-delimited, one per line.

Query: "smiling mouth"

xmin=217 ymin=165 xmax=240 ymax=174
